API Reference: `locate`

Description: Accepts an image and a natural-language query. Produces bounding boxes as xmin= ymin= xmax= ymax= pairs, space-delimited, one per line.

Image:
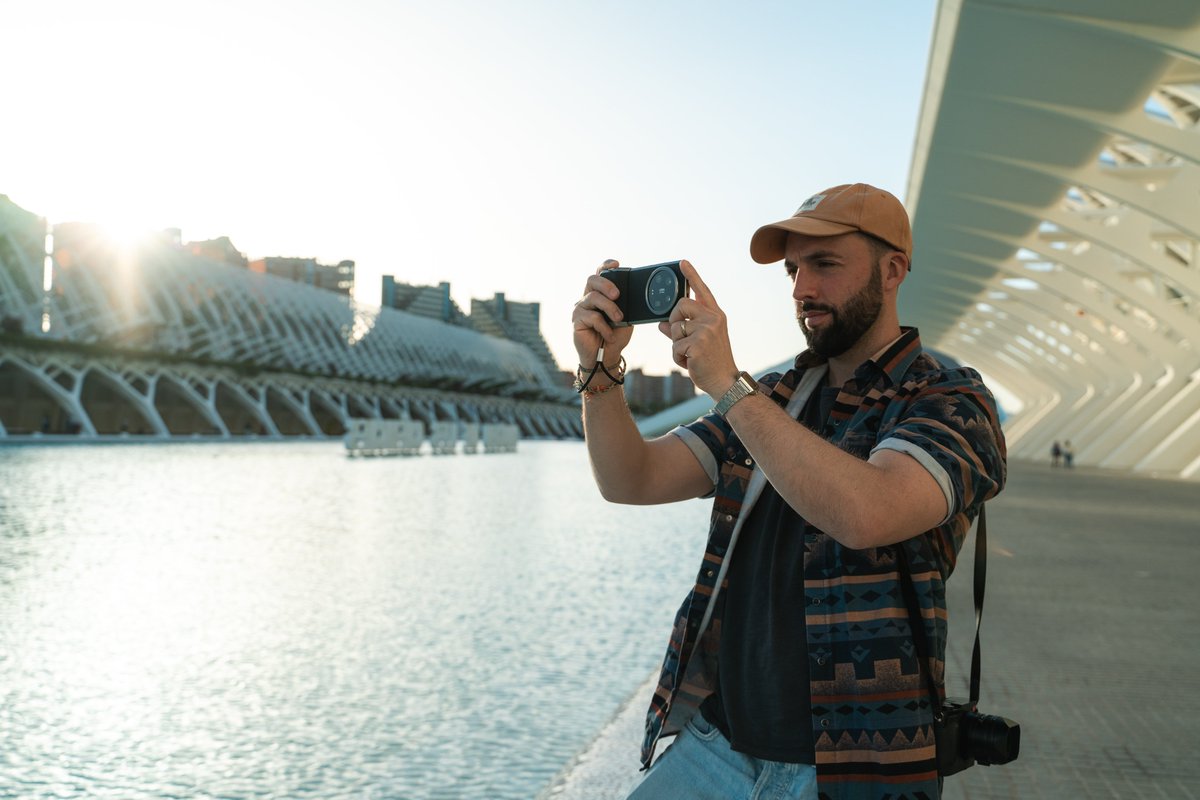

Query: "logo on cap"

xmin=796 ymin=194 xmax=825 ymax=214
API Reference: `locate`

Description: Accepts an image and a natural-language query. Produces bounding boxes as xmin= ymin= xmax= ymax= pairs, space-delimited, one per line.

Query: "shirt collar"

xmin=792 ymin=327 xmax=924 ymax=389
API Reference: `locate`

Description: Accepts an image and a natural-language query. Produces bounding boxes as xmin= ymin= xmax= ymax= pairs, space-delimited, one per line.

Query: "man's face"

xmin=786 ymin=233 xmax=885 ymax=359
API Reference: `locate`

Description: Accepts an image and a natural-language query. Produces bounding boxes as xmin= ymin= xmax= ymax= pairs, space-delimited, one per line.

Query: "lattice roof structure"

xmin=904 ymin=0 xmax=1200 ymax=479
xmin=0 ymin=201 xmax=568 ymax=403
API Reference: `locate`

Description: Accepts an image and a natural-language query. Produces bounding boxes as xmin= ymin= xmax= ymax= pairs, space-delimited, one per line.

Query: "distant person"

xmin=1051 ymin=440 xmax=1062 ymax=467
xmin=572 ymin=183 xmax=1007 ymax=799
xmin=1063 ymin=440 xmax=1074 ymax=468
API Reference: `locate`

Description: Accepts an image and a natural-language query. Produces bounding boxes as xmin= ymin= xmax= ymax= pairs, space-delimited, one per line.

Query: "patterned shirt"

xmin=640 ymin=328 xmax=1007 ymax=800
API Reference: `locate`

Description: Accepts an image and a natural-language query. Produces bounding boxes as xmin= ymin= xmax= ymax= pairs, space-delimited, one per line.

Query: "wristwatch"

xmin=714 ymin=371 xmax=758 ymax=417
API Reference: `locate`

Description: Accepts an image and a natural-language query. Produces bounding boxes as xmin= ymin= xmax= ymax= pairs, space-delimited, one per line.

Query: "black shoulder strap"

xmin=968 ymin=504 xmax=987 ymax=704
xmin=899 ymin=505 xmax=986 ymax=708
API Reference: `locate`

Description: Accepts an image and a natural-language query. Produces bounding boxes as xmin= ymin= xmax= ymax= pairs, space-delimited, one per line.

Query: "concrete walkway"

xmin=539 ymin=460 xmax=1200 ymax=799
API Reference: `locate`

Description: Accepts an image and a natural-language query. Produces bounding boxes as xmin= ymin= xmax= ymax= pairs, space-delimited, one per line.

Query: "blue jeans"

xmin=627 ymin=712 xmax=819 ymax=800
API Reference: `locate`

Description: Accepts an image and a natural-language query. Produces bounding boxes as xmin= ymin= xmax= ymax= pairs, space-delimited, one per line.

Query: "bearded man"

xmin=570 ymin=183 xmax=1007 ymax=800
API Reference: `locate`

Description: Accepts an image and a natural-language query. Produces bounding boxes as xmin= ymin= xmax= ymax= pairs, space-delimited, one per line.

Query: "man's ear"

xmin=884 ymin=251 xmax=909 ymax=290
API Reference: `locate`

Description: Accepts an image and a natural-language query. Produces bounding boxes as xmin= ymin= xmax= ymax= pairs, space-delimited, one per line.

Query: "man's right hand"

xmin=572 ymin=259 xmax=634 ymax=367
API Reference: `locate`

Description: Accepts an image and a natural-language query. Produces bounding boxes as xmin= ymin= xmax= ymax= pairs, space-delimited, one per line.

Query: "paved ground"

xmin=539 ymin=459 xmax=1200 ymax=799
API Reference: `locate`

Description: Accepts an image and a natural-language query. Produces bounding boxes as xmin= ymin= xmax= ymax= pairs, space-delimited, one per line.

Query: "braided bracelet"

xmin=574 ymin=349 xmax=626 ymax=394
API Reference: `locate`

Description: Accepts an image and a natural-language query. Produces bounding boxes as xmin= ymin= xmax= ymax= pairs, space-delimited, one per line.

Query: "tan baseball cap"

xmin=749 ymin=183 xmax=912 ymax=264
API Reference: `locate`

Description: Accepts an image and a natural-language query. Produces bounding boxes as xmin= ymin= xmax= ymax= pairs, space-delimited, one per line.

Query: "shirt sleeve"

xmin=667 ymin=371 xmax=790 ymax=490
xmin=669 ymin=412 xmax=731 ymax=491
xmin=871 ymin=367 xmax=1007 ymax=522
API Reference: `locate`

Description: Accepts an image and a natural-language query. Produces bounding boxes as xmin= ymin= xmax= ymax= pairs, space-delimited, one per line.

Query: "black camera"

xmin=599 ymin=261 xmax=688 ymax=326
xmin=936 ymin=698 xmax=1021 ymax=776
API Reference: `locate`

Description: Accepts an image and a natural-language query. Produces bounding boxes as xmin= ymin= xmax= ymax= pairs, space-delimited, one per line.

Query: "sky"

xmin=3 ymin=0 xmax=937 ymax=377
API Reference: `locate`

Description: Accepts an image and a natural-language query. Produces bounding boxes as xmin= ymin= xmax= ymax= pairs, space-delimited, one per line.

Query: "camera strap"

xmin=898 ymin=504 xmax=987 ymax=709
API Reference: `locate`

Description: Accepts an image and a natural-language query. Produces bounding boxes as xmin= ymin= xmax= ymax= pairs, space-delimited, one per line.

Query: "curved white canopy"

xmin=904 ymin=0 xmax=1200 ymax=479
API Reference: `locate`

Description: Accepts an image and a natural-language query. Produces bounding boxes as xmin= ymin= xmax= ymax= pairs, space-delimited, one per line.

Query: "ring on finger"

xmin=680 ymin=320 xmax=688 ymax=338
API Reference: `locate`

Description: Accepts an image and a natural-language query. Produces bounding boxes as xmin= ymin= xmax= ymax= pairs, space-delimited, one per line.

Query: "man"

xmin=570 ymin=183 xmax=1007 ymax=800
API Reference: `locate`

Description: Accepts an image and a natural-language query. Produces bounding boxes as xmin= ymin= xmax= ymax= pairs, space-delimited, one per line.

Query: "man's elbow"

xmin=834 ymin=506 xmax=927 ymax=551
xmin=597 ymin=483 xmax=632 ymax=504
xmin=833 ymin=460 xmax=949 ymax=549
xmin=594 ymin=475 xmax=647 ymax=505
xmin=834 ymin=523 xmax=884 ymax=552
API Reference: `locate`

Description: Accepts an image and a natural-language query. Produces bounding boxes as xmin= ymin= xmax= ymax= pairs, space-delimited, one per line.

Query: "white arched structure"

xmin=904 ymin=0 xmax=1200 ymax=479
xmin=0 ymin=197 xmax=582 ymax=439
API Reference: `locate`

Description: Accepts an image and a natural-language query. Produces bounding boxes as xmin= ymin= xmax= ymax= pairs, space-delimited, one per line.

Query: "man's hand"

xmin=658 ymin=260 xmax=740 ymax=399
xmin=573 ymin=259 xmax=634 ymax=368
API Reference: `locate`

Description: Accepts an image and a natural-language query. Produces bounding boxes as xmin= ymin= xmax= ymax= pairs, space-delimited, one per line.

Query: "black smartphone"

xmin=599 ymin=261 xmax=688 ymax=326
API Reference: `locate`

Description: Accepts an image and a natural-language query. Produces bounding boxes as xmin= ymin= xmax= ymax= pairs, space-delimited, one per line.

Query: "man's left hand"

xmin=658 ymin=261 xmax=740 ymax=400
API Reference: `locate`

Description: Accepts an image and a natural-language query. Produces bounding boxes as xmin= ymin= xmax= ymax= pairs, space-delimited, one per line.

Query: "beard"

xmin=797 ymin=266 xmax=884 ymax=359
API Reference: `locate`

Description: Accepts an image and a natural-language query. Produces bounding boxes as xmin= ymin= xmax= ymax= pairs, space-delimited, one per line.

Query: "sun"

xmin=40 ymin=201 xmax=169 ymax=316
xmin=93 ymin=216 xmax=162 ymax=250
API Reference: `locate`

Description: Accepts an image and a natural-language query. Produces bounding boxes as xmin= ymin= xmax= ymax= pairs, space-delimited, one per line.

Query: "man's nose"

xmin=791 ymin=270 xmax=817 ymax=302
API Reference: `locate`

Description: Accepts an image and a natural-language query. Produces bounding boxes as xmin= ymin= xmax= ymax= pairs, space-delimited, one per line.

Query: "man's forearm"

xmin=581 ymin=387 xmax=652 ymax=503
xmin=724 ymin=393 xmax=946 ymax=549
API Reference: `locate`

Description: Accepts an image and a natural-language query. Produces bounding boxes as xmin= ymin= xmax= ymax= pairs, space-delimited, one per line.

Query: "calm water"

xmin=0 ymin=440 xmax=708 ymax=799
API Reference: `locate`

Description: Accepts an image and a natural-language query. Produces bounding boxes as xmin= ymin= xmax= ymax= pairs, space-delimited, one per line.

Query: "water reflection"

xmin=0 ymin=441 xmax=707 ymax=799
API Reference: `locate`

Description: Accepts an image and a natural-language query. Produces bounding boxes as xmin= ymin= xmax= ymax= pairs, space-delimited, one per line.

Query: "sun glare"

xmin=94 ymin=216 xmax=161 ymax=250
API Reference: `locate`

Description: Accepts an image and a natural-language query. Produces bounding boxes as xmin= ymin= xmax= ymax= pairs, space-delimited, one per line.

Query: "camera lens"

xmin=644 ymin=267 xmax=679 ymax=317
xmin=964 ymin=713 xmax=1021 ymax=765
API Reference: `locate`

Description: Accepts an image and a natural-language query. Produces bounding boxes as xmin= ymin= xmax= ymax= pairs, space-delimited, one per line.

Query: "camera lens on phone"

xmin=645 ymin=267 xmax=679 ymax=317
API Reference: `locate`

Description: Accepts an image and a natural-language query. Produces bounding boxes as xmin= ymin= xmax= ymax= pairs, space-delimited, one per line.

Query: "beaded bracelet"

xmin=580 ymin=380 xmax=622 ymax=398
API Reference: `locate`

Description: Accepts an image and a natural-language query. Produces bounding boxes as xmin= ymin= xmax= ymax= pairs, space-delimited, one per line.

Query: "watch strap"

xmin=715 ymin=371 xmax=757 ymax=417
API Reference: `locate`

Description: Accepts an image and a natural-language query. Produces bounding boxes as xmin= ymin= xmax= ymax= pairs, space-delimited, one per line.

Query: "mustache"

xmin=797 ymin=301 xmax=834 ymax=315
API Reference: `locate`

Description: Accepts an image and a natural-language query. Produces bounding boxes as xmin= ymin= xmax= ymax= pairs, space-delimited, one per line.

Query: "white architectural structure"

xmin=906 ymin=0 xmax=1200 ymax=479
xmin=636 ymin=2 xmax=1200 ymax=481
xmin=0 ymin=198 xmax=581 ymax=440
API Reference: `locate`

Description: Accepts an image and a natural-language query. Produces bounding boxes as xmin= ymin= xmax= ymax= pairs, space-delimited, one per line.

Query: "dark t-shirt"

xmin=700 ymin=381 xmax=839 ymax=763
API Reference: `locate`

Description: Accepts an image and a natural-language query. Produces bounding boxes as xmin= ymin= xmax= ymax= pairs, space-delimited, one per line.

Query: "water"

xmin=0 ymin=441 xmax=709 ymax=799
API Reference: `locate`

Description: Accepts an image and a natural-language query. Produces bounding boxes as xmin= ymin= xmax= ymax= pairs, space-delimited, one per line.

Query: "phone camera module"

xmin=645 ymin=267 xmax=679 ymax=317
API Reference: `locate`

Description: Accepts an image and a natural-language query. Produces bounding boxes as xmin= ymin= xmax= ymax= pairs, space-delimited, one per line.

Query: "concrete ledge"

xmin=538 ymin=674 xmax=656 ymax=800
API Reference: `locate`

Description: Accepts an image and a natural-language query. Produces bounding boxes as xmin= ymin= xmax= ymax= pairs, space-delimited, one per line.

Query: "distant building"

xmin=186 ymin=236 xmax=248 ymax=268
xmin=249 ymin=256 xmax=354 ymax=296
xmin=623 ymin=368 xmax=696 ymax=415
xmin=380 ymin=277 xmax=471 ymax=327
xmin=470 ymin=292 xmax=560 ymax=379
xmin=381 ymin=278 xmax=565 ymax=380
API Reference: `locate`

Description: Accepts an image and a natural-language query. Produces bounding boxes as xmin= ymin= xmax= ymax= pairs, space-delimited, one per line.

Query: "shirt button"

xmin=820 ymin=719 xmax=831 ymax=728
xmin=705 ymin=569 xmax=715 ymax=578
xmin=744 ymin=458 xmax=752 ymax=466
xmin=724 ymin=514 xmax=734 ymax=522
xmin=817 ymin=656 xmax=827 ymax=666
xmin=812 ymin=597 xmax=822 ymax=606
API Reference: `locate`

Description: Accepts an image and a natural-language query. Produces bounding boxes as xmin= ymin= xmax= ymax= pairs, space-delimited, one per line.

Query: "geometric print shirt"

xmin=640 ymin=328 xmax=1007 ymax=800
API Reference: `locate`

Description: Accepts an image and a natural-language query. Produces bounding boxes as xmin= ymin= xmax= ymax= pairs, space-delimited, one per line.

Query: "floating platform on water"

xmin=343 ymin=419 xmax=519 ymax=456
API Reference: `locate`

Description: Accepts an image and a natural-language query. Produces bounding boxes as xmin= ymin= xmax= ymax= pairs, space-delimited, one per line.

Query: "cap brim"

xmin=749 ymin=217 xmax=860 ymax=264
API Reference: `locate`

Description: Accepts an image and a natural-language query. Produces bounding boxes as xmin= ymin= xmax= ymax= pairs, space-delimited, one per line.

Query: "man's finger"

xmin=679 ymin=260 xmax=717 ymax=308
xmin=584 ymin=275 xmax=621 ymax=304
xmin=668 ymin=296 xmax=701 ymax=323
xmin=574 ymin=308 xmax=617 ymax=342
